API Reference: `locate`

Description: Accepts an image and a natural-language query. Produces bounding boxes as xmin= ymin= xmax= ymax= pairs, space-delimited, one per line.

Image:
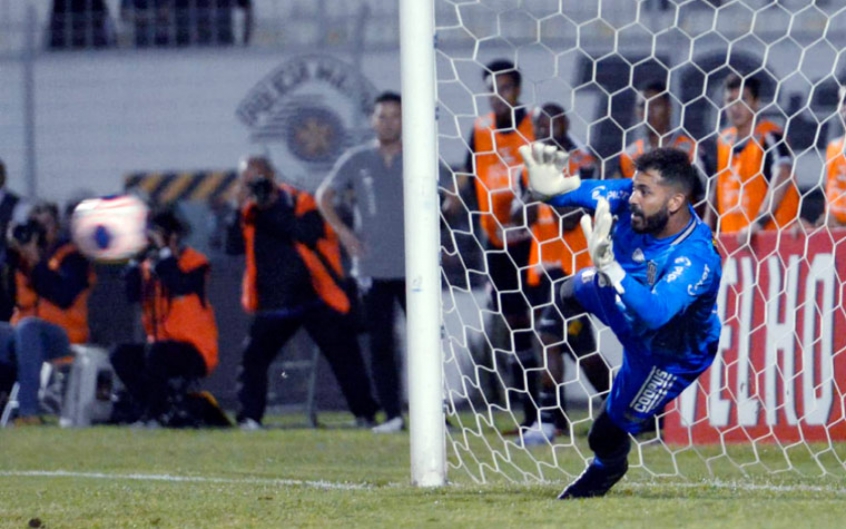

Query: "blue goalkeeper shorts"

xmin=571 ymin=267 xmax=714 ymax=434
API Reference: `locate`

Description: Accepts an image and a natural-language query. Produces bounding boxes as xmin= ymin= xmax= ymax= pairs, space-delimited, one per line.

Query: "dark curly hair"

xmin=634 ymin=147 xmax=702 ymax=202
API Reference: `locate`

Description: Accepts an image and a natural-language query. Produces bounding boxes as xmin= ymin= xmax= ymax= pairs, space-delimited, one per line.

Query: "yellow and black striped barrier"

xmin=124 ymin=170 xmax=238 ymax=205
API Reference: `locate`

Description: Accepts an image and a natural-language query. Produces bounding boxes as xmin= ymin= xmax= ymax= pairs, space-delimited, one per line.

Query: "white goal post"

xmin=400 ymin=0 xmax=446 ymax=487
xmin=404 ymin=0 xmax=846 ymax=488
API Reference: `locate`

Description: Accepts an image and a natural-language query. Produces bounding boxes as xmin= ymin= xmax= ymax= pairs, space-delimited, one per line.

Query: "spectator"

xmin=0 ymin=159 xmax=31 ymax=323
xmin=820 ymin=87 xmax=846 ymax=228
xmin=444 ymin=59 xmax=538 ymax=432
xmin=0 ymin=202 xmax=95 ymax=426
xmin=120 ymin=0 xmax=170 ymax=48
xmin=174 ymin=0 xmax=252 ymax=46
xmin=618 ymin=81 xmax=705 ymax=200
xmin=122 ymin=0 xmax=252 ymax=47
xmin=316 ymin=92 xmax=407 ymax=434
xmin=517 ymin=104 xmax=611 ymax=446
xmin=226 ymin=155 xmax=380 ymax=430
xmin=109 ymin=209 xmax=218 ymax=427
xmin=49 ymin=0 xmax=115 ymax=50
xmin=705 ymin=74 xmax=800 ymax=240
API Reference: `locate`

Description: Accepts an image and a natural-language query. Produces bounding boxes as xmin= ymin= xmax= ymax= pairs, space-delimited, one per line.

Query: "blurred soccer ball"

xmin=71 ymin=195 xmax=150 ymax=262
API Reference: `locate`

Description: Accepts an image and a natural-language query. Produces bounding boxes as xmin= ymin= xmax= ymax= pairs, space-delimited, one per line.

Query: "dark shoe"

xmin=558 ymin=460 xmax=628 ymax=499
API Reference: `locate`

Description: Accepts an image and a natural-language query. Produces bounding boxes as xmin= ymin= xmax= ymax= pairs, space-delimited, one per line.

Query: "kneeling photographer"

xmin=109 ymin=209 xmax=223 ymax=428
xmin=0 ymin=202 xmax=94 ymax=426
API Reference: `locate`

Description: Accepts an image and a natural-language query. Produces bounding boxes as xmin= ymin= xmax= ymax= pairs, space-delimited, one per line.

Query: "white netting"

xmin=436 ymin=0 xmax=846 ymax=484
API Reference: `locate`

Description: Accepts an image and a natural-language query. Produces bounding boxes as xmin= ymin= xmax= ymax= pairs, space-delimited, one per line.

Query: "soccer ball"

xmin=71 ymin=195 xmax=150 ymax=262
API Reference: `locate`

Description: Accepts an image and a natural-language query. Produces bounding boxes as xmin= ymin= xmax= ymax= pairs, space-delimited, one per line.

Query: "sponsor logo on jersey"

xmin=632 ymin=248 xmax=645 ymax=262
xmin=631 ymin=367 xmax=677 ymax=415
xmin=665 ymin=266 xmax=684 ymax=283
xmin=687 ymin=263 xmax=711 ymax=296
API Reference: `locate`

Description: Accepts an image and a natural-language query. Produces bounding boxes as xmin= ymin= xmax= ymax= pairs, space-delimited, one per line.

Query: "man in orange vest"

xmin=444 ymin=59 xmax=539 ymax=430
xmin=226 ymin=155 xmax=380 ymax=430
xmin=0 ymin=202 xmax=94 ymax=425
xmin=618 ymin=81 xmax=702 ymax=179
xmin=109 ymin=209 xmax=219 ymax=427
xmin=819 ymin=86 xmax=846 ymax=228
xmin=705 ymin=74 xmax=800 ymax=240
xmin=518 ymin=103 xmax=612 ymax=445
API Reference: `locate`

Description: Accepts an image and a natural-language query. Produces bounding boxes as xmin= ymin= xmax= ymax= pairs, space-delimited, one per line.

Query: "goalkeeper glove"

xmin=580 ymin=197 xmax=626 ymax=294
xmin=518 ymin=142 xmax=580 ymax=199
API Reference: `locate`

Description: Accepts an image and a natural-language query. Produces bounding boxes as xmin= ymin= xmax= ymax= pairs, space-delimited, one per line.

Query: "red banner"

xmin=663 ymin=228 xmax=846 ymax=445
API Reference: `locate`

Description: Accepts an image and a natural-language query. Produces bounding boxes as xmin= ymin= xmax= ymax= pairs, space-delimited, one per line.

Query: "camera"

xmin=248 ymin=178 xmax=275 ymax=206
xmin=9 ymin=219 xmax=46 ymax=247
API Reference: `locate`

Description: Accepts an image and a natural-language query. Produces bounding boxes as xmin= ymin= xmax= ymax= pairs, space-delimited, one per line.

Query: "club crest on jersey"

xmin=647 ymin=261 xmax=658 ymax=286
xmin=632 ymin=248 xmax=645 ymax=263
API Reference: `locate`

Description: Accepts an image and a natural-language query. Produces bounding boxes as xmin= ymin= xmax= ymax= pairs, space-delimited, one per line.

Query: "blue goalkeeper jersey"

xmin=549 ymin=179 xmax=722 ymax=369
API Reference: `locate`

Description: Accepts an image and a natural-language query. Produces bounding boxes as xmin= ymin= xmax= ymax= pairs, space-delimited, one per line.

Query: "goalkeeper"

xmin=519 ymin=144 xmax=722 ymax=499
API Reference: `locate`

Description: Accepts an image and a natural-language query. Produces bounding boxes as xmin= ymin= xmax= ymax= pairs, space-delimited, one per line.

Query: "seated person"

xmin=49 ymin=0 xmax=115 ymax=49
xmin=110 ymin=209 xmax=219 ymax=427
xmin=0 ymin=202 xmax=94 ymax=426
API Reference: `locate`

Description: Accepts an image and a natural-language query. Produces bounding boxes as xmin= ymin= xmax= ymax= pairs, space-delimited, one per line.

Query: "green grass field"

xmin=1 ymin=412 xmax=845 ymax=528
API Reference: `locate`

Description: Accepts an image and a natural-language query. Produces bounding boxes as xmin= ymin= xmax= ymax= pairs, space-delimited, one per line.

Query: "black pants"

xmin=236 ymin=303 xmax=380 ymax=424
xmin=110 ymin=341 xmax=207 ymax=420
xmin=363 ymin=278 xmax=407 ymax=420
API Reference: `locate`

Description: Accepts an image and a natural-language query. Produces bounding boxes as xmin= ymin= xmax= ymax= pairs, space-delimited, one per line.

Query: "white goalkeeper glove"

xmin=518 ymin=142 xmax=580 ymax=199
xmin=580 ymin=197 xmax=626 ymax=294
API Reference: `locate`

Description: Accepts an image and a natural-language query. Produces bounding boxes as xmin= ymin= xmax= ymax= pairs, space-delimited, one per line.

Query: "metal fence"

xmin=2 ymin=1 xmax=842 ymax=57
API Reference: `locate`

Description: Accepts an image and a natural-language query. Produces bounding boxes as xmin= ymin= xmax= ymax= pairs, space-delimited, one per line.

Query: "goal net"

xmin=433 ymin=0 xmax=846 ymax=484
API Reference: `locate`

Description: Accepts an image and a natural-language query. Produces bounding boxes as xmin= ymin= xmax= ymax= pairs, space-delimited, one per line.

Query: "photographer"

xmin=226 ymin=155 xmax=380 ymax=430
xmin=109 ymin=209 xmax=218 ymax=427
xmin=0 ymin=202 xmax=94 ymax=426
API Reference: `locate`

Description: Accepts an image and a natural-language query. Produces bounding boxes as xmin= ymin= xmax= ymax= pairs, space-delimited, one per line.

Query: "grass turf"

xmin=0 ymin=412 xmax=845 ymax=528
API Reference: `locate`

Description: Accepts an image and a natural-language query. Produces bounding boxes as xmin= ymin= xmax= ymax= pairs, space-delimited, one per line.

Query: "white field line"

xmin=3 ymin=470 xmax=845 ymax=495
xmin=0 ymin=470 xmax=371 ymax=491
xmin=625 ymin=480 xmax=846 ymax=495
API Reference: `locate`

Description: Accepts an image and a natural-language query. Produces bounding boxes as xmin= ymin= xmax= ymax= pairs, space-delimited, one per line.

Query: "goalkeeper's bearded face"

xmin=629 ymin=169 xmax=672 ymax=235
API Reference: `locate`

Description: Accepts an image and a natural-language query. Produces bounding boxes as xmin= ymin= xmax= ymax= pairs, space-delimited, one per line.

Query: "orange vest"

xmin=12 ymin=243 xmax=93 ymax=344
xmin=472 ymin=111 xmax=535 ymax=248
xmin=716 ymin=120 xmax=799 ymax=234
xmin=241 ymin=183 xmax=350 ymax=314
xmin=527 ymin=148 xmax=595 ymax=286
xmin=620 ymin=133 xmax=698 ymax=179
xmin=825 ymin=136 xmax=846 ymax=225
xmin=141 ymin=247 xmax=218 ymax=374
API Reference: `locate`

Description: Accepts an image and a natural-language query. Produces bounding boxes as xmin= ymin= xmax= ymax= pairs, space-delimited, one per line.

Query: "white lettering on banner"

xmin=802 ymin=254 xmax=835 ymax=425
xmin=679 ymin=252 xmax=837 ymax=431
xmin=765 ymin=255 xmax=800 ymax=426
xmin=736 ymin=256 xmax=758 ymax=426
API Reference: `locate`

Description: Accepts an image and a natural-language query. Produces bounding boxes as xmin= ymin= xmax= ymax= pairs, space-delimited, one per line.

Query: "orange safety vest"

xmin=12 ymin=242 xmax=94 ymax=344
xmin=825 ymin=136 xmax=846 ymax=225
xmin=619 ymin=133 xmax=698 ymax=179
xmin=141 ymin=247 xmax=219 ymax=375
xmin=472 ymin=111 xmax=535 ymax=248
xmin=241 ymin=183 xmax=350 ymax=314
xmin=716 ymin=120 xmax=800 ymax=234
xmin=527 ymin=148 xmax=595 ymax=286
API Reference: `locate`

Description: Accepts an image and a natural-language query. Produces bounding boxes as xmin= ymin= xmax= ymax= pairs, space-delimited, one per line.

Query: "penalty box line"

xmin=4 ymin=470 xmax=845 ymax=495
xmin=0 ymin=470 xmax=372 ymax=491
